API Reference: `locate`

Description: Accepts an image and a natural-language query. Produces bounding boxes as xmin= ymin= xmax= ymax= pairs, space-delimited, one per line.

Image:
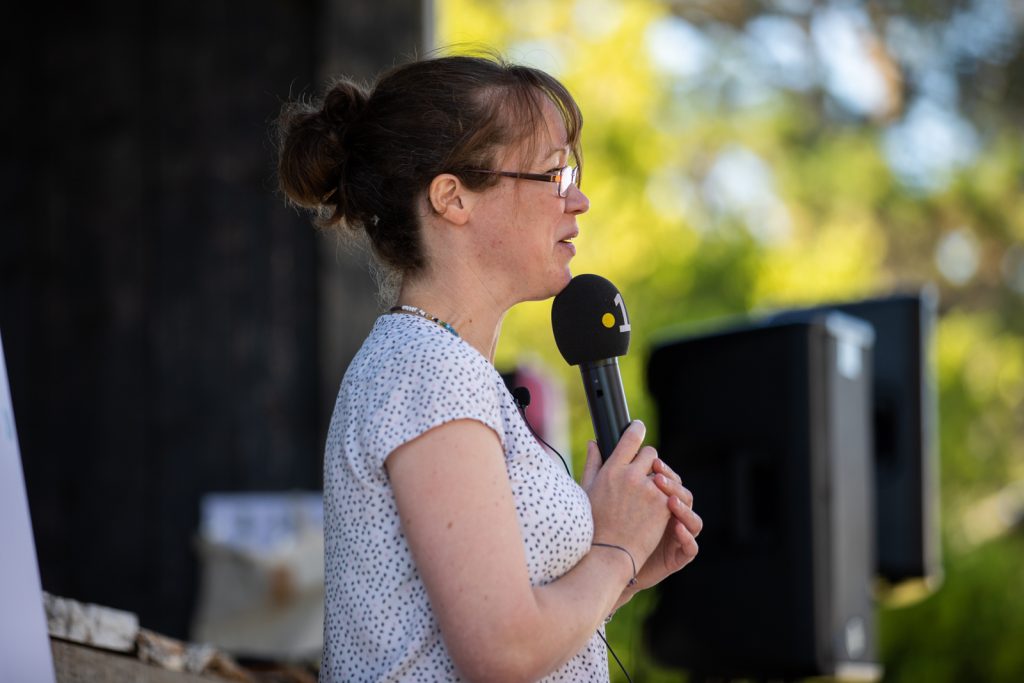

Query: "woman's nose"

xmin=566 ymin=184 xmax=590 ymax=215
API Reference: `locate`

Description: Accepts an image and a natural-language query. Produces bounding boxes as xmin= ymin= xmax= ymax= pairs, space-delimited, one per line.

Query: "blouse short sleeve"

xmin=346 ymin=314 xmax=506 ymax=480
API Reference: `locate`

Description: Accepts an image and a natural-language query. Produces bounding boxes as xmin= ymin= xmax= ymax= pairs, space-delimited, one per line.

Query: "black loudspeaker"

xmin=765 ymin=291 xmax=941 ymax=586
xmin=644 ymin=314 xmax=881 ymax=681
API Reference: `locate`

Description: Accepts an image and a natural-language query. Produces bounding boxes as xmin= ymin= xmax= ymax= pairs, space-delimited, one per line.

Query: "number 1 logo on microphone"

xmin=613 ymin=293 xmax=631 ymax=333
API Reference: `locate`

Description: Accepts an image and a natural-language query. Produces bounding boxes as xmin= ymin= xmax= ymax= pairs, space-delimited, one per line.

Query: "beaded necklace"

xmin=389 ymin=305 xmax=460 ymax=338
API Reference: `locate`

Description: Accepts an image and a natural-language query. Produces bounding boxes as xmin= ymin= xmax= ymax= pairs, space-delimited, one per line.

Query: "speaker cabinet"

xmin=765 ymin=292 xmax=941 ymax=586
xmin=645 ymin=314 xmax=880 ymax=680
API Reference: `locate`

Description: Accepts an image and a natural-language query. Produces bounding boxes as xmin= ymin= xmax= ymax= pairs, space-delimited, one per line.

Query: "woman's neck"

xmin=396 ymin=276 xmax=507 ymax=363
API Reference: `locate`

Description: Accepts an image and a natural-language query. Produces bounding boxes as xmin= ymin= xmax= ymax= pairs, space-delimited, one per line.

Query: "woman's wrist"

xmin=604 ymin=572 xmax=642 ymax=624
xmin=590 ymin=542 xmax=638 ymax=588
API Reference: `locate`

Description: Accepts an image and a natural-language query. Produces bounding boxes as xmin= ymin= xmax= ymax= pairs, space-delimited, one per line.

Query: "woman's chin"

xmin=517 ymin=270 xmax=573 ymax=304
xmin=547 ymin=268 xmax=574 ymax=299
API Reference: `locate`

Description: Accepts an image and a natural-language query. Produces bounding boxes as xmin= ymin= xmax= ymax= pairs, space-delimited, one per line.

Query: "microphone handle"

xmin=579 ymin=358 xmax=631 ymax=462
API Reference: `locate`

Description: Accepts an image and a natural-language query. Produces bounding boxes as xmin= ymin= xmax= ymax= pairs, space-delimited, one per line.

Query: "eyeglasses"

xmin=463 ymin=165 xmax=579 ymax=198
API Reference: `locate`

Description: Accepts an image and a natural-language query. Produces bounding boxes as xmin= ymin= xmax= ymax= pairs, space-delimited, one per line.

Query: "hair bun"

xmin=320 ymin=81 xmax=369 ymax=133
xmin=277 ymin=79 xmax=369 ymax=214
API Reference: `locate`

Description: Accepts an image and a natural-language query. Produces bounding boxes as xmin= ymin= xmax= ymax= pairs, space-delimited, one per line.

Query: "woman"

xmin=277 ymin=53 xmax=702 ymax=682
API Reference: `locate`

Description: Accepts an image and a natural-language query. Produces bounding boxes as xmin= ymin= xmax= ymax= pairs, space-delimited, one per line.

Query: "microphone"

xmin=511 ymin=386 xmax=531 ymax=410
xmin=551 ymin=274 xmax=632 ymax=462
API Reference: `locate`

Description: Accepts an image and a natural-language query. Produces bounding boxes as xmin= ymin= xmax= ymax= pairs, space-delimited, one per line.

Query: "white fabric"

xmin=320 ymin=313 xmax=608 ymax=682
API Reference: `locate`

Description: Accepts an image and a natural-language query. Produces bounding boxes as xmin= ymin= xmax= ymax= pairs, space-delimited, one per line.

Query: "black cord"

xmin=597 ymin=629 xmax=633 ymax=683
xmin=514 ymin=393 xmax=634 ymax=683
xmin=519 ymin=406 xmax=573 ymax=478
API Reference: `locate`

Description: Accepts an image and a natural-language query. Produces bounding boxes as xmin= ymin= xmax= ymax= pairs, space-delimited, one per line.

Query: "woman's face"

xmin=469 ymin=96 xmax=590 ymax=304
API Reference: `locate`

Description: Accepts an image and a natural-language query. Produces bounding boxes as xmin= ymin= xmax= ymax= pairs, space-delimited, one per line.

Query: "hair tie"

xmin=592 ymin=542 xmax=638 ymax=587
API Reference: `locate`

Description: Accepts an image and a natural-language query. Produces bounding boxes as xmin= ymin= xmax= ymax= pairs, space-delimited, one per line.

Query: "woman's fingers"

xmin=606 ymin=420 xmax=647 ymax=467
xmin=669 ymin=495 xmax=703 ymax=537
xmin=673 ymin=520 xmax=699 ymax=559
xmin=652 ymin=462 xmax=694 ymax=509
xmin=632 ymin=444 xmax=659 ymax=476
xmin=653 ymin=457 xmax=681 ymax=484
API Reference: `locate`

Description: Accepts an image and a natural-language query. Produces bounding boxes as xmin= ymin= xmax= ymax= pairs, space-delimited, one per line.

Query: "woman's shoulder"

xmin=335 ymin=313 xmax=510 ymax=457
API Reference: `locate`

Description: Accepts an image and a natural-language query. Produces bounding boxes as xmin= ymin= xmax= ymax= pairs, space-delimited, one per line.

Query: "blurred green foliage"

xmin=438 ymin=1 xmax=1024 ymax=680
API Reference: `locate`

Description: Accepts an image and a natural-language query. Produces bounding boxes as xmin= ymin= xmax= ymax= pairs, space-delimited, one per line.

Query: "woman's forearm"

xmin=454 ymin=546 xmax=634 ymax=682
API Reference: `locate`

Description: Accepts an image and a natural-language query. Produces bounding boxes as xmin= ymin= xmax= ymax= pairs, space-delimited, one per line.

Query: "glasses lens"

xmin=559 ymin=166 xmax=577 ymax=197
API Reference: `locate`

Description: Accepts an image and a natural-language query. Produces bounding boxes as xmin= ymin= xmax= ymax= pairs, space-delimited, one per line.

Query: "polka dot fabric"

xmin=321 ymin=313 xmax=609 ymax=682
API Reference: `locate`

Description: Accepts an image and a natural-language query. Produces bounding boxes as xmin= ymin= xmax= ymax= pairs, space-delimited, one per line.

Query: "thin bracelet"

xmin=592 ymin=542 xmax=638 ymax=587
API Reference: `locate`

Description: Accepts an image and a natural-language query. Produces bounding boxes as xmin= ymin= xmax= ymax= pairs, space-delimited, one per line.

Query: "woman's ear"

xmin=427 ymin=173 xmax=472 ymax=226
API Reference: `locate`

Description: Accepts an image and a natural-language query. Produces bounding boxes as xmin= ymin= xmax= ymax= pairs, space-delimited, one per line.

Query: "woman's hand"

xmin=581 ymin=421 xmax=673 ymax=575
xmin=581 ymin=428 xmax=702 ymax=595
xmin=633 ymin=457 xmax=701 ymax=590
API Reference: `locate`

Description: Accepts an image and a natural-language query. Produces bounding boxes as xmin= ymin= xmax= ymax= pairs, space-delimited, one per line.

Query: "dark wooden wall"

xmin=0 ymin=0 xmax=428 ymax=639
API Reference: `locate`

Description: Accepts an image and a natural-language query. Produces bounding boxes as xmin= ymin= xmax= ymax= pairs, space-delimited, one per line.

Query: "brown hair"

xmin=276 ymin=53 xmax=583 ymax=277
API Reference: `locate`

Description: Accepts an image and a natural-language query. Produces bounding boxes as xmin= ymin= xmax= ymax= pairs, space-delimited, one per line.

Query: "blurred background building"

xmin=1 ymin=0 xmax=431 ymax=643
